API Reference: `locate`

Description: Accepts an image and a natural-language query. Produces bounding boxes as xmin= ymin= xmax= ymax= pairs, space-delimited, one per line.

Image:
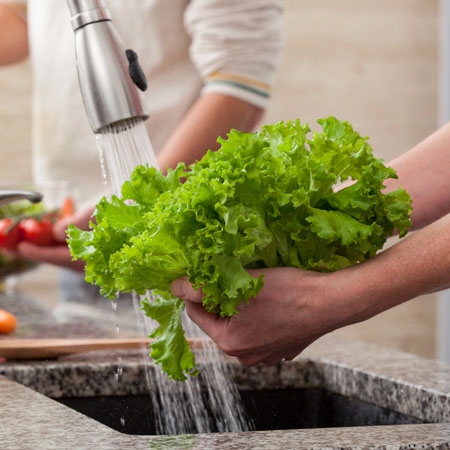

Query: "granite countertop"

xmin=1 ymin=280 xmax=450 ymax=449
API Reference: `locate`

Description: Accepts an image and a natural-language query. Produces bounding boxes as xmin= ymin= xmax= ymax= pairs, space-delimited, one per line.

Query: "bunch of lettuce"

xmin=68 ymin=117 xmax=412 ymax=380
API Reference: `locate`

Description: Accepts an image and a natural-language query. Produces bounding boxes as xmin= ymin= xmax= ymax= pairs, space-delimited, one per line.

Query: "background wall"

xmin=0 ymin=0 xmax=439 ymax=357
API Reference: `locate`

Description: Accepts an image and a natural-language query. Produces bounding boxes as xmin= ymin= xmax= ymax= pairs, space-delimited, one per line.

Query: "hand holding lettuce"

xmin=67 ymin=117 xmax=412 ymax=380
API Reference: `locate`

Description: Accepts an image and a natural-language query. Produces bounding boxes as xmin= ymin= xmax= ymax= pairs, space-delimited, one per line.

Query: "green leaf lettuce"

xmin=68 ymin=117 xmax=412 ymax=380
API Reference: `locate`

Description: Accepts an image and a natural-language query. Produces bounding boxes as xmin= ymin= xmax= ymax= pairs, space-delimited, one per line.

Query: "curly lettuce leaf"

xmin=141 ymin=294 xmax=198 ymax=381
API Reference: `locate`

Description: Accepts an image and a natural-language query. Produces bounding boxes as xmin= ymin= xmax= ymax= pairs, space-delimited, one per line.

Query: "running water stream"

xmin=96 ymin=117 xmax=253 ymax=434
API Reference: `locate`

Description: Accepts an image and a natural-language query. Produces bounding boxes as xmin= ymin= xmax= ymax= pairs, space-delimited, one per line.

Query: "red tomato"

xmin=0 ymin=218 xmax=20 ymax=250
xmin=18 ymin=218 xmax=55 ymax=247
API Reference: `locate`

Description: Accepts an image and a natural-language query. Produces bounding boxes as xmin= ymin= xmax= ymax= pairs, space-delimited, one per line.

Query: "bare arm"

xmin=384 ymin=122 xmax=450 ymax=229
xmin=0 ymin=3 xmax=28 ymax=65
xmin=331 ymin=212 xmax=450 ymax=324
xmin=157 ymin=93 xmax=264 ymax=171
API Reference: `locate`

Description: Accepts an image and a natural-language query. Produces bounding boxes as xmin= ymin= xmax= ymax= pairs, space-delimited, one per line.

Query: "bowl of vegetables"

xmin=0 ymin=181 xmax=75 ymax=288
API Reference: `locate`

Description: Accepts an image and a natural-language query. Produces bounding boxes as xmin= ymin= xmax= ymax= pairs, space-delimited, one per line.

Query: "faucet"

xmin=0 ymin=190 xmax=43 ymax=206
xmin=66 ymin=0 xmax=149 ymax=133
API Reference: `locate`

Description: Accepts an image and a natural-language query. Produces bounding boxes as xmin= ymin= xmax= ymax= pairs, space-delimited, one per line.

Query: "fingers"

xmin=238 ymin=348 xmax=302 ymax=367
xmin=258 ymin=350 xmax=302 ymax=366
xmin=53 ymin=205 xmax=96 ymax=242
xmin=15 ymin=241 xmax=85 ymax=272
xmin=170 ymin=277 xmax=203 ymax=303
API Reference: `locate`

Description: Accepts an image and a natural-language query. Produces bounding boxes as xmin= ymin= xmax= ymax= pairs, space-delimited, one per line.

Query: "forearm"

xmin=330 ymin=212 xmax=450 ymax=328
xmin=0 ymin=3 xmax=28 ymax=65
xmin=157 ymin=93 xmax=264 ymax=171
xmin=384 ymin=122 xmax=450 ymax=229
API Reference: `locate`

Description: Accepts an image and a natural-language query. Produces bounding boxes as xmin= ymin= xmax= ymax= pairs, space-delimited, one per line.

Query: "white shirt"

xmin=4 ymin=0 xmax=284 ymax=203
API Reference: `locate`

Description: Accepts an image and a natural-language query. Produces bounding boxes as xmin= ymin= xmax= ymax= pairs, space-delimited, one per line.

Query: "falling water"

xmin=96 ymin=117 xmax=253 ymax=434
xmin=96 ymin=117 xmax=159 ymax=193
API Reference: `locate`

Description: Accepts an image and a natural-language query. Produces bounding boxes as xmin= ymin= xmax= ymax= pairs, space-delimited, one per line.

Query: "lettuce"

xmin=68 ymin=117 xmax=412 ymax=380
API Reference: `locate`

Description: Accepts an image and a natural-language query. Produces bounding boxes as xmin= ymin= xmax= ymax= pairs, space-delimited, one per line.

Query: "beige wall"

xmin=0 ymin=0 xmax=439 ymax=357
xmin=265 ymin=0 xmax=438 ymax=161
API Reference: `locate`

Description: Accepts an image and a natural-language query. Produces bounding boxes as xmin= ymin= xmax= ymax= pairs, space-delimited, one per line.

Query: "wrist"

xmin=317 ymin=264 xmax=388 ymax=331
xmin=322 ymin=252 xmax=415 ymax=330
xmin=290 ymin=270 xmax=360 ymax=337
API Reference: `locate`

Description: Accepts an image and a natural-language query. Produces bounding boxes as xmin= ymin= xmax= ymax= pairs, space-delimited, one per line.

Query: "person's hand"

xmin=171 ymin=267 xmax=343 ymax=365
xmin=14 ymin=205 xmax=95 ymax=271
xmin=171 ymin=211 xmax=450 ymax=367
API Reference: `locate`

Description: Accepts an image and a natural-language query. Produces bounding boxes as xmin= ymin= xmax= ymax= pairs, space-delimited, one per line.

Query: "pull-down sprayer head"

xmin=66 ymin=0 xmax=149 ymax=133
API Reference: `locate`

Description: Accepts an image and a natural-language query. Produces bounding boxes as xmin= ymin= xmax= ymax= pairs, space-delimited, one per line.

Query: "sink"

xmin=1 ymin=337 xmax=449 ymax=448
xmin=56 ymin=387 xmax=423 ymax=435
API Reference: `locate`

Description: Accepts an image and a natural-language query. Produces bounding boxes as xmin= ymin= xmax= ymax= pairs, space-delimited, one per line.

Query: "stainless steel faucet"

xmin=66 ymin=0 xmax=149 ymax=133
xmin=0 ymin=190 xmax=43 ymax=206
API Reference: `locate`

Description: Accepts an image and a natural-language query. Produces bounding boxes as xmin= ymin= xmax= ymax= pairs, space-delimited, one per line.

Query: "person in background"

xmin=0 ymin=0 xmax=284 ymax=270
xmin=171 ymin=122 xmax=450 ymax=365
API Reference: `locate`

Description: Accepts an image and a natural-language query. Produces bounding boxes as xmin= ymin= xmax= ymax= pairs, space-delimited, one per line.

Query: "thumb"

xmin=170 ymin=277 xmax=204 ymax=303
xmin=53 ymin=205 xmax=96 ymax=243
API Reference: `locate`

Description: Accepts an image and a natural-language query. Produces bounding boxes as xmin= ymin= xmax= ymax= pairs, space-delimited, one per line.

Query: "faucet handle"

xmin=126 ymin=49 xmax=147 ymax=91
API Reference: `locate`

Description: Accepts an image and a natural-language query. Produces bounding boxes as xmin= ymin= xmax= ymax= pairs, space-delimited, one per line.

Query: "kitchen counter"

xmin=1 ymin=275 xmax=450 ymax=449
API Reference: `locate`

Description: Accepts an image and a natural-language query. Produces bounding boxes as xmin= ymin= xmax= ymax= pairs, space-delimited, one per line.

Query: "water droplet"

xmin=96 ymin=135 xmax=109 ymax=187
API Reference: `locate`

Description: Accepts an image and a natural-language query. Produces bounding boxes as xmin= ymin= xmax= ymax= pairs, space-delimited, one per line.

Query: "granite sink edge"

xmin=1 ymin=374 xmax=450 ymax=449
xmin=1 ymin=337 xmax=449 ymax=423
xmin=1 ymin=337 xmax=450 ymax=449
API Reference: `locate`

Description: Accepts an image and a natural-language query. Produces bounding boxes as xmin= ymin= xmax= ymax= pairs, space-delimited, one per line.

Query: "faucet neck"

xmin=0 ymin=190 xmax=43 ymax=206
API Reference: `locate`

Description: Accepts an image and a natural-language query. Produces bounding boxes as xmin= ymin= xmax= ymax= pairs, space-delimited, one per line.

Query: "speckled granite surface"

xmin=2 ymin=371 xmax=450 ymax=450
xmin=1 ymin=338 xmax=450 ymax=449
xmin=1 ymin=291 xmax=450 ymax=448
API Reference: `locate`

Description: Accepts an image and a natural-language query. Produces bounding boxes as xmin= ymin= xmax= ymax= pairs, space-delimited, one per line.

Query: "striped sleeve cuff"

xmin=202 ymin=72 xmax=271 ymax=109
